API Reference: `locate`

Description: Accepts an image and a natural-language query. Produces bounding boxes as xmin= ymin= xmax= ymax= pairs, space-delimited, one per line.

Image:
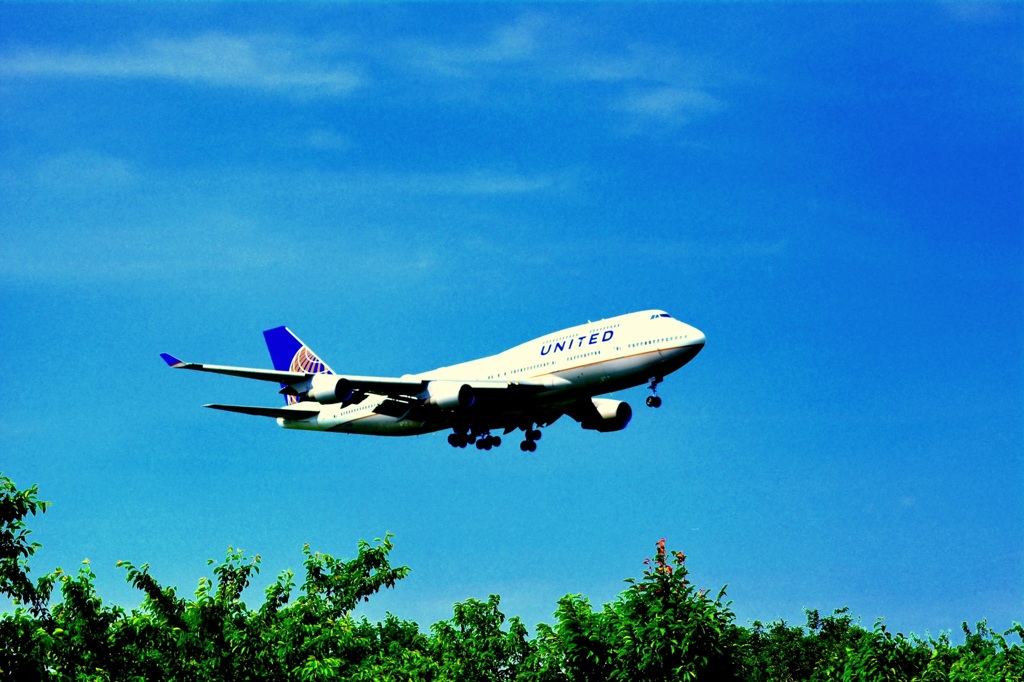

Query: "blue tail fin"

xmin=263 ymin=327 xmax=334 ymax=404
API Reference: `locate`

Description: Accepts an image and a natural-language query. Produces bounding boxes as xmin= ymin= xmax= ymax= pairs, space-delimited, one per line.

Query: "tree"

xmin=0 ymin=473 xmax=56 ymax=680
xmin=538 ymin=539 xmax=743 ymax=681
xmin=611 ymin=538 xmax=743 ymax=680
xmin=0 ymin=474 xmax=52 ymax=614
xmin=431 ymin=594 xmax=537 ymax=681
xmin=2 ymin=472 xmax=1022 ymax=681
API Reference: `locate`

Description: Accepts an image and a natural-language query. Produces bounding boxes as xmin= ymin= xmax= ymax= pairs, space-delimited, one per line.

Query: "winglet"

xmin=160 ymin=353 xmax=185 ymax=368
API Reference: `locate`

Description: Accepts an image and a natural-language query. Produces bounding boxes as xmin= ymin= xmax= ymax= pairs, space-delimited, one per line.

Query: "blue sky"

xmin=1 ymin=3 xmax=1021 ymax=640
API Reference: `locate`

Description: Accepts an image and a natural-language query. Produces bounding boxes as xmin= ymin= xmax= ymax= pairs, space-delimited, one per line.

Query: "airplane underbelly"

xmin=333 ymin=415 xmax=442 ymax=436
xmin=279 ymin=410 xmax=441 ymax=437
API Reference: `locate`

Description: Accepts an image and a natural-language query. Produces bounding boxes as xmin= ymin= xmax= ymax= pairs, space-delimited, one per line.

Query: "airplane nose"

xmin=687 ymin=326 xmax=706 ymax=349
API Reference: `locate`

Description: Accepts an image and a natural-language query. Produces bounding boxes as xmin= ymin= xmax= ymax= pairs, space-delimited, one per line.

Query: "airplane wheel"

xmin=520 ymin=441 xmax=529 ymax=452
xmin=448 ymin=434 xmax=460 ymax=447
xmin=527 ymin=440 xmax=537 ymax=452
xmin=493 ymin=436 xmax=501 ymax=448
xmin=529 ymin=429 xmax=542 ymax=441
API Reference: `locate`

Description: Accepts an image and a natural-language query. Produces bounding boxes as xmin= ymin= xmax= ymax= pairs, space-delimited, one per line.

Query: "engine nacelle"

xmin=580 ymin=398 xmax=633 ymax=432
xmin=425 ymin=381 xmax=476 ymax=409
xmin=307 ymin=374 xmax=355 ymax=405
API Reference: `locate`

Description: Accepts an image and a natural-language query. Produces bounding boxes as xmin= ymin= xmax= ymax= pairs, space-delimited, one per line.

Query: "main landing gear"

xmin=447 ymin=429 xmax=501 ymax=450
xmin=447 ymin=423 xmax=543 ymax=452
xmin=519 ymin=426 xmax=542 ymax=452
xmin=646 ymin=376 xmax=663 ymax=408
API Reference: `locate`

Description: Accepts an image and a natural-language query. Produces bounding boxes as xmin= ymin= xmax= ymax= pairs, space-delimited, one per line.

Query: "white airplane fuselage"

xmin=279 ymin=310 xmax=704 ymax=437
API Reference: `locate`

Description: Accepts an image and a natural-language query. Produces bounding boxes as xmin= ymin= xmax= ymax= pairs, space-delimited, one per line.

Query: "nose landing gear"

xmin=646 ymin=376 xmax=663 ymax=408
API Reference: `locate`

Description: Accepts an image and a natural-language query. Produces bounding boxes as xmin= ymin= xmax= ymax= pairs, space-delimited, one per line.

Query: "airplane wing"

xmin=205 ymin=404 xmax=321 ymax=420
xmin=160 ymin=353 xmax=309 ymax=383
xmin=164 ymin=352 xmax=458 ymax=395
xmin=161 ymin=352 xmax=545 ymax=408
xmin=161 ymin=353 xmax=427 ymax=394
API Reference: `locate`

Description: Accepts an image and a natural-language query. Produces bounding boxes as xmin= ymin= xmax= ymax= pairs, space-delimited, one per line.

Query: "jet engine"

xmin=579 ymin=398 xmax=633 ymax=432
xmin=307 ymin=374 xmax=356 ymax=405
xmin=425 ymin=381 xmax=476 ymax=409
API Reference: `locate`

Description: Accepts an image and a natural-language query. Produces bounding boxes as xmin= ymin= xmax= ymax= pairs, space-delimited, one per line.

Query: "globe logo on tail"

xmin=286 ymin=346 xmax=332 ymax=404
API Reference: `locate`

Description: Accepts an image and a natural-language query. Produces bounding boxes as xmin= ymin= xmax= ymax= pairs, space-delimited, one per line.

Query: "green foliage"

xmin=544 ymin=593 xmax=617 ymax=680
xmin=741 ymin=607 xmax=1024 ymax=682
xmin=539 ymin=539 xmax=742 ymax=681
xmin=527 ymin=538 xmax=743 ymax=682
xmin=920 ymin=621 xmax=1024 ymax=682
xmin=0 ymin=473 xmax=52 ymax=614
xmin=1 ymin=472 xmax=1022 ymax=681
xmin=430 ymin=594 xmax=536 ymax=681
xmin=613 ymin=539 xmax=742 ymax=680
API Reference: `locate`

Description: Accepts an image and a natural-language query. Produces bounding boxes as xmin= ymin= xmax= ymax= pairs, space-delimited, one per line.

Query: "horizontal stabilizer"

xmin=204 ymin=404 xmax=320 ymax=420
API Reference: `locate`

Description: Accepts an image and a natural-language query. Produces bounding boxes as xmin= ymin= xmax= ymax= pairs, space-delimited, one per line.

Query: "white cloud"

xmin=614 ymin=86 xmax=724 ymax=130
xmin=942 ymin=2 xmax=1015 ymax=25
xmin=0 ymin=33 xmax=362 ymax=97
xmin=0 ymin=212 xmax=298 ymax=285
xmin=394 ymin=170 xmax=565 ymax=196
xmin=412 ymin=13 xmax=548 ymax=77
xmin=393 ymin=13 xmax=726 ymax=133
xmin=1 ymin=17 xmax=727 ymax=133
xmin=35 ymin=151 xmax=136 ymax=191
xmin=259 ymin=168 xmax=568 ymax=198
xmin=0 ymin=156 xmax=568 ymax=287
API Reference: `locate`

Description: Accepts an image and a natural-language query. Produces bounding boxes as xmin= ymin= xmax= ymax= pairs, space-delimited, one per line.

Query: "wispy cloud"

xmin=0 ymin=152 xmax=568 ymax=286
xmin=410 ymin=13 xmax=548 ymax=77
xmin=0 ymin=212 xmax=298 ymax=285
xmin=453 ymin=234 xmax=789 ymax=274
xmin=614 ymin=86 xmax=724 ymax=131
xmin=380 ymin=169 xmax=568 ymax=196
xmin=35 ymin=151 xmax=136 ymax=190
xmin=233 ymin=167 xmax=570 ymax=200
xmin=0 ymin=33 xmax=362 ymax=97
xmin=1 ymin=16 xmax=728 ymax=131
xmin=395 ymin=13 xmax=727 ymax=132
xmin=942 ymin=2 xmax=1016 ymax=25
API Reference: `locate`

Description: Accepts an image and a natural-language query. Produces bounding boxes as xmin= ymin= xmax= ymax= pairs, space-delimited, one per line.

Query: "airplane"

xmin=161 ymin=309 xmax=705 ymax=451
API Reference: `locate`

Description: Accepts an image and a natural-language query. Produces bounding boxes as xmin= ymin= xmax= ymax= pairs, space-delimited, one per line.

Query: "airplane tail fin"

xmin=263 ymin=326 xmax=334 ymax=404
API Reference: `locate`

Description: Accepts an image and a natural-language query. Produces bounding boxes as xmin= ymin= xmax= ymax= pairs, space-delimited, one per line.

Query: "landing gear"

xmin=448 ymin=428 xmax=500 ymax=450
xmin=448 ymin=422 xmax=545 ymax=452
xmin=476 ymin=434 xmax=501 ymax=450
xmin=519 ymin=424 xmax=542 ymax=452
xmin=646 ymin=377 xmax=663 ymax=408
